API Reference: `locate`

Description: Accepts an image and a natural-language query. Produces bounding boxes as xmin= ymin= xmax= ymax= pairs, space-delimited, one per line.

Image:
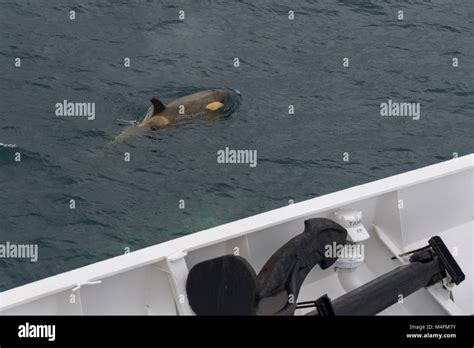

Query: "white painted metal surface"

xmin=1 ymin=154 xmax=472 ymax=315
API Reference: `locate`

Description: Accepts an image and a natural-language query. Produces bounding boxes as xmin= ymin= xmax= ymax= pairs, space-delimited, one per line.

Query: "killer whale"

xmin=141 ymin=89 xmax=235 ymax=129
xmin=109 ymin=89 xmax=240 ymax=146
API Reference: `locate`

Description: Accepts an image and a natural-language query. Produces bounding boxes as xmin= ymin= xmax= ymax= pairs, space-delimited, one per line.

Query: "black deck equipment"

xmin=185 ymin=218 xmax=465 ymax=316
xmin=305 ymin=235 xmax=465 ymax=316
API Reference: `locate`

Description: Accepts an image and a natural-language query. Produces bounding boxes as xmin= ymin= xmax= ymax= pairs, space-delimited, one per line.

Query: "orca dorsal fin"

xmin=150 ymin=97 xmax=166 ymax=115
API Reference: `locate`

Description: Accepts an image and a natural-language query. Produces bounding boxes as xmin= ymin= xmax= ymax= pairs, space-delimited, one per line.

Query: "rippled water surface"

xmin=0 ymin=0 xmax=473 ymax=291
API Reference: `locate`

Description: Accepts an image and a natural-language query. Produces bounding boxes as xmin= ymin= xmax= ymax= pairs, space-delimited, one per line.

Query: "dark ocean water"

xmin=0 ymin=0 xmax=473 ymax=291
